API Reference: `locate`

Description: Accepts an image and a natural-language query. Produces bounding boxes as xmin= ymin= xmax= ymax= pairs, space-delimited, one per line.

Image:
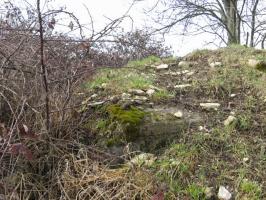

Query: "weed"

xmin=96 ymin=119 xmax=108 ymax=131
xmin=237 ymin=112 xmax=252 ymax=131
xmin=86 ymin=67 xmax=154 ymax=93
xmin=127 ymin=55 xmax=161 ymax=69
xmin=239 ymin=179 xmax=262 ymax=200
xmin=186 ymin=184 xmax=206 ymax=200
xmin=151 ymin=89 xmax=173 ymax=102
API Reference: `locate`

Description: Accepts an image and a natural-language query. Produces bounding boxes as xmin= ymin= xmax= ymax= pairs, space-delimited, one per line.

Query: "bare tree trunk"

xmin=261 ymin=34 xmax=266 ymax=49
xmin=246 ymin=32 xmax=249 ymax=46
xmin=223 ymin=0 xmax=239 ymax=45
xmin=250 ymin=0 xmax=259 ymax=47
xmin=37 ymin=0 xmax=50 ymax=131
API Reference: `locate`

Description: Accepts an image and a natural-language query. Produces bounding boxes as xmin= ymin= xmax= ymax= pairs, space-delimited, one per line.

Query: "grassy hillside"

xmin=78 ymin=45 xmax=266 ymax=199
xmin=2 ymin=45 xmax=266 ymax=200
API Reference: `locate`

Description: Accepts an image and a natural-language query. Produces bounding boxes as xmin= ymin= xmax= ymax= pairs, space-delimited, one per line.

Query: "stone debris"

xmin=198 ymin=126 xmax=204 ymax=131
xmin=218 ymin=186 xmax=232 ymax=200
xmin=248 ymin=59 xmax=261 ymax=68
xmin=155 ymin=64 xmax=169 ymax=70
xmin=90 ymin=93 xmax=98 ymax=99
xmin=164 ymin=71 xmax=181 ymax=76
xmin=174 ymin=111 xmax=184 ymax=118
xmin=209 ymin=62 xmax=222 ymax=68
xmin=200 ymin=103 xmax=221 ymax=110
xmin=109 ymin=95 xmax=120 ymax=103
xmin=248 ymin=59 xmax=266 ymax=71
xmin=178 ymin=61 xmax=191 ymax=68
xmin=121 ymin=93 xmax=131 ymax=100
xmin=224 ymin=115 xmax=237 ymax=126
xmin=146 ymin=89 xmax=156 ymax=96
xmin=230 ymin=93 xmax=237 ymax=98
xmin=205 ymin=187 xmax=215 ymax=199
xmin=133 ymin=96 xmax=148 ymax=102
xmin=128 ymin=89 xmax=146 ymax=96
xmin=186 ymin=71 xmax=195 ymax=76
xmin=182 ymin=70 xmax=190 ymax=74
xmin=149 ymin=85 xmax=161 ymax=91
xmin=101 ymin=83 xmax=107 ymax=88
xmin=164 ymin=70 xmax=194 ymax=76
xmin=88 ymin=101 xmax=105 ymax=107
xmin=174 ymin=84 xmax=192 ymax=89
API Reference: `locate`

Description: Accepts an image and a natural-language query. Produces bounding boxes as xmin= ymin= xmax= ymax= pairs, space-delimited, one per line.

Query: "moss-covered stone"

xmin=106 ymin=104 xmax=146 ymax=141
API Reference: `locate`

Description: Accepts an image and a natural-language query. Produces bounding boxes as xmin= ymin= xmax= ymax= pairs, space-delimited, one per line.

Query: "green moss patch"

xmin=107 ymin=105 xmax=146 ymax=141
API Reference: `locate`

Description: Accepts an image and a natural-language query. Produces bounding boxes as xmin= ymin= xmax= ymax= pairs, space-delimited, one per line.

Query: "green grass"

xmin=86 ymin=56 xmax=162 ymax=93
xmin=239 ymin=179 xmax=262 ymax=200
xmin=151 ymin=89 xmax=174 ymax=102
xmin=186 ymin=184 xmax=206 ymax=200
xmin=150 ymin=143 xmax=200 ymax=197
xmin=86 ymin=67 xmax=154 ymax=93
xmin=186 ymin=49 xmax=213 ymax=61
xmin=194 ymin=62 xmax=264 ymax=100
xmin=81 ymin=49 xmax=266 ymax=199
xmin=127 ymin=55 xmax=161 ymax=69
xmin=236 ymin=112 xmax=253 ymax=131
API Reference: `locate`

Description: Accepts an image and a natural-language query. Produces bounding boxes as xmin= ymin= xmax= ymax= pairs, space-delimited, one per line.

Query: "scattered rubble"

xmin=209 ymin=61 xmax=222 ymax=68
xmin=224 ymin=115 xmax=237 ymax=126
xmin=218 ymin=186 xmax=232 ymax=200
xmin=88 ymin=101 xmax=106 ymax=107
xmin=178 ymin=61 xmax=192 ymax=68
xmin=230 ymin=93 xmax=237 ymax=98
xmin=200 ymin=103 xmax=221 ymax=110
xmin=128 ymin=89 xmax=146 ymax=96
xmin=174 ymin=111 xmax=184 ymax=118
xmin=90 ymin=93 xmax=98 ymax=99
xmin=121 ymin=93 xmax=131 ymax=100
xmin=133 ymin=96 xmax=148 ymax=102
xmin=205 ymin=187 xmax=215 ymax=199
xmin=174 ymin=84 xmax=192 ymax=89
xmin=248 ymin=59 xmax=266 ymax=71
xmin=146 ymin=89 xmax=155 ymax=96
xmin=101 ymin=83 xmax=107 ymax=88
xmin=155 ymin=64 xmax=169 ymax=70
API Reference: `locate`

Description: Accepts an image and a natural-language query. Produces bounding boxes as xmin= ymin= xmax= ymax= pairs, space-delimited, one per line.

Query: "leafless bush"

xmin=89 ymin=29 xmax=172 ymax=67
xmin=0 ymin=1 xmax=169 ymax=199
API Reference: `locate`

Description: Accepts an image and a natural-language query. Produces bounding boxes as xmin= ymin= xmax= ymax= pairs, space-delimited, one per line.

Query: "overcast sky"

xmin=34 ymin=0 xmax=216 ymax=56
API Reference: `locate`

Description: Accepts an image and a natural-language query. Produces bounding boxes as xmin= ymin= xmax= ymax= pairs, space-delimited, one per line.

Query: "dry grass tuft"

xmin=59 ymin=149 xmax=155 ymax=200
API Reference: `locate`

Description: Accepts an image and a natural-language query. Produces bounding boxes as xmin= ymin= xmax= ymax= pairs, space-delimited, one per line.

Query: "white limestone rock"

xmin=224 ymin=115 xmax=237 ymax=126
xmin=155 ymin=64 xmax=169 ymax=70
xmin=121 ymin=93 xmax=131 ymax=100
xmin=178 ymin=61 xmax=191 ymax=68
xmin=101 ymin=83 xmax=107 ymax=88
xmin=209 ymin=62 xmax=222 ymax=68
xmin=174 ymin=84 xmax=192 ymax=89
xmin=146 ymin=89 xmax=156 ymax=96
xmin=128 ymin=89 xmax=146 ymax=96
xmin=218 ymin=186 xmax=232 ymax=200
xmin=174 ymin=111 xmax=184 ymax=118
xmin=133 ymin=96 xmax=148 ymax=101
xmin=200 ymin=103 xmax=221 ymax=110
xmin=88 ymin=101 xmax=105 ymax=107
xmin=248 ymin=59 xmax=261 ymax=68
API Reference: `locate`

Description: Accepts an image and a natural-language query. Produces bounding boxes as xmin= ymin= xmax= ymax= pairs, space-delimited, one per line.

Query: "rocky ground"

xmin=72 ymin=45 xmax=266 ymax=199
